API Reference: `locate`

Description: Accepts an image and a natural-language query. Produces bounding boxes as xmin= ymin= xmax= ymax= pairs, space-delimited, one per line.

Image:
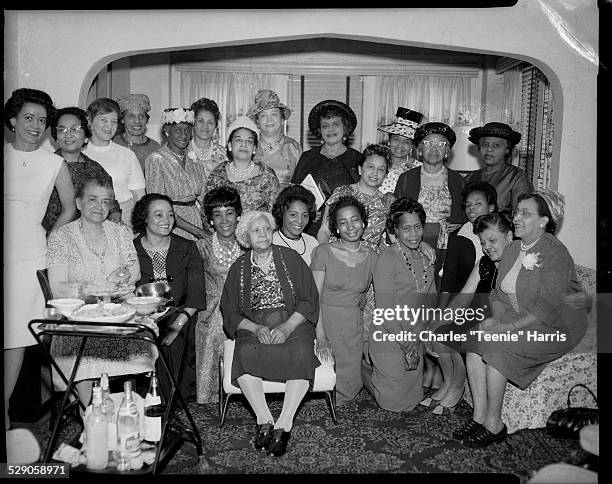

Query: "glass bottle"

xmin=116 ymin=380 xmax=141 ymax=471
xmin=100 ymin=373 xmax=117 ymax=451
xmin=143 ymin=371 xmax=165 ymax=445
xmin=86 ymin=386 xmax=108 ymax=470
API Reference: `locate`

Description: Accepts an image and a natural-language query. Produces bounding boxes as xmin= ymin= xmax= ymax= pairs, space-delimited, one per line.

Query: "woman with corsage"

xmin=133 ymin=193 xmax=206 ymax=401
xmin=364 ymin=198 xmax=436 ymax=412
xmin=459 ymin=190 xmax=587 ymax=448
xmin=206 ymin=116 xmax=281 ymax=213
xmin=247 ymin=89 xmax=302 ymax=190
xmin=195 ymin=186 xmax=244 ymax=403
xmin=220 ymin=210 xmax=319 ymax=457
xmin=145 ymin=107 xmax=207 ymax=240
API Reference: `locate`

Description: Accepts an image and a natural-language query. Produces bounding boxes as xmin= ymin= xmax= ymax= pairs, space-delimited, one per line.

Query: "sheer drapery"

xmin=178 ymin=71 xmax=288 ymax=144
xmin=501 ymin=65 xmax=522 ymax=131
xmin=362 ymin=75 xmax=474 ymax=146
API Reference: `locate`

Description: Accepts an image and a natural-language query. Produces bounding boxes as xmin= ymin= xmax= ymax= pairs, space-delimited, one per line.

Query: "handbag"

xmin=546 ymin=383 xmax=598 ymax=439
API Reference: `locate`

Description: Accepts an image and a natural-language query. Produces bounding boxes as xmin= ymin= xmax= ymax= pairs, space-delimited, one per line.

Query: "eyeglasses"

xmin=512 ymin=209 xmax=538 ymax=218
xmin=56 ymin=126 xmax=84 ymax=136
xmin=422 ymin=140 xmax=448 ymax=150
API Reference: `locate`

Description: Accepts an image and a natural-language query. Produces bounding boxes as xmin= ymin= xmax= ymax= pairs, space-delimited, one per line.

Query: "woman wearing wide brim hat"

xmin=247 ymin=89 xmax=302 ymax=190
xmin=377 ymin=107 xmax=424 ymax=194
xmin=465 ymin=122 xmax=533 ymax=213
xmin=205 ymin=115 xmax=281 ymax=214
xmin=290 ymin=99 xmax=361 ymax=237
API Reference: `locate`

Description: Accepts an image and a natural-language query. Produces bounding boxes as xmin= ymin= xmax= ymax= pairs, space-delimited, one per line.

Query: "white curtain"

xmin=501 ymin=65 xmax=522 ymax=131
xmin=178 ymin=71 xmax=288 ymax=144
xmin=362 ymin=75 xmax=473 ymax=147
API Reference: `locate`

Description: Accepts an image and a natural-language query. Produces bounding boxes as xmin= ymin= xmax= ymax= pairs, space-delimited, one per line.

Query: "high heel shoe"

xmin=417 ymin=396 xmax=441 ymax=411
xmin=431 ymin=389 xmax=465 ymax=416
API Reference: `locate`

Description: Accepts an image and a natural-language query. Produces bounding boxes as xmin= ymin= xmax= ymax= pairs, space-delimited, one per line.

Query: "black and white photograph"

xmin=2 ymin=4 xmax=606 ymax=481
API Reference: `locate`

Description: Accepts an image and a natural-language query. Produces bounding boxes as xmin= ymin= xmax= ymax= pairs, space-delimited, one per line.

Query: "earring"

xmin=540 ymin=223 xmax=545 ymax=228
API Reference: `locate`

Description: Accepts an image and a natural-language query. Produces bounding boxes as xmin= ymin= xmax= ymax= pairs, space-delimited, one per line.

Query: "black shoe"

xmin=267 ymin=428 xmax=291 ymax=457
xmin=463 ymin=424 xmax=507 ymax=448
xmin=254 ymin=423 xmax=273 ymax=451
xmin=451 ymin=419 xmax=484 ymax=440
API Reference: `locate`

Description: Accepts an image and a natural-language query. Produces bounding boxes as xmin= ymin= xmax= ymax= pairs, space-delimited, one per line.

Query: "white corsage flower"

xmin=187 ymin=149 xmax=197 ymax=161
xmin=522 ymin=252 xmax=542 ymax=271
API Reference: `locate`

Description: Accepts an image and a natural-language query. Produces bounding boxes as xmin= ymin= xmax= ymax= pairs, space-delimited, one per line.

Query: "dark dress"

xmin=290 ymin=146 xmax=361 ymax=237
xmin=134 ymin=233 xmax=207 ymax=402
xmin=220 ymin=245 xmax=320 ymax=386
xmin=43 ymin=150 xmax=120 ymax=233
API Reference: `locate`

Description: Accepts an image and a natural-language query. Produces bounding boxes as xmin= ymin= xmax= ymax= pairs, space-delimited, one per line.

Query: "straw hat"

xmin=468 ymin=122 xmax=521 ymax=147
xmin=377 ymin=107 xmax=424 ymax=140
xmin=246 ymin=89 xmax=291 ymax=121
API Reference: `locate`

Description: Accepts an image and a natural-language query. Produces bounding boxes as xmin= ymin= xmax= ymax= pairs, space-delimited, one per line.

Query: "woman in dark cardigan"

xmin=220 ymin=210 xmax=319 ymax=457
xmin=133 ymin=193 xmax=206 ymax=402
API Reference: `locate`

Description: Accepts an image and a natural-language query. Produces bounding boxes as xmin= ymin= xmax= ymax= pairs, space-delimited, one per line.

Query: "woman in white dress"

xmin=3 ymin=88 xmax=76 ymax=429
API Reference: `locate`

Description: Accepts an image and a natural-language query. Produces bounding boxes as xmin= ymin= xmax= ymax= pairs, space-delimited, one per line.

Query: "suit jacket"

xmin=394 ymin=166 xmax=467 ymax=224
xmin=490 ymin=233 xmax=586 ymax=345
xmin=134 ymin=233 xmax=206 ymax=311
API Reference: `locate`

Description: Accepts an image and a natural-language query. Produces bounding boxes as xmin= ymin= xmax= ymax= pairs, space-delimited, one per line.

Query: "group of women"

xmin=4 ymin=86 xmax=589 ymax=460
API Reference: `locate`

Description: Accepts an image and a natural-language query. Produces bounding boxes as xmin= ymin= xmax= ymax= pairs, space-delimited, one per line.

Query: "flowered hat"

xmin=246 ymin=89 xmax=291 ymax=121
xmin=116 ymin=93 xmax=151 ymax=113
xmin=161 ymin=108 xmax=195 ymax=125
xmin=226 ymin=115 xmax=260 ymax=144
xmin=308 ymin=100 xmax=357 ymax=137
xmin=377 ymin=107 xmax=424 ymax=140
xmin=414 ymin=122 xmax=457 ymax=148
xmin=469 ymin=122 xmax=521 ymax=147
xmin=534 ymin=188 xmax=565 ymax=224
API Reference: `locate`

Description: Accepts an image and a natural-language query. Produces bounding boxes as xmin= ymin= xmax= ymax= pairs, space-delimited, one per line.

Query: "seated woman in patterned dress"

xmin=220 ymin=211 xmax=319 ymax=457
xmin=132 ymin=193 xmax=207 ymax=402
xmin=206 ymin=116 xmax=281 ymax=214
xmin=47 ymin=174 xmax=154 ymax=410
xmin=195 ymin=186 xmax=244 ymax=404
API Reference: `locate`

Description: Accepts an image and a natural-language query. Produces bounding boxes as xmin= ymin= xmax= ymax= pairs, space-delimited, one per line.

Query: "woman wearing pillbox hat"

xmin=465 ymin=122 xmax=533 ymax=213
xmin=205 ymin=115 xmax=281 ymax=214
xmin=377 ymin=107 xmax=424 ymax=194
xmin=145 ymin=108 xmax=207 ymax=240
xmin=114 ymin=93 xmax=161 ymax=173
xmin=247 ymin=89 xmax=302 ymax=190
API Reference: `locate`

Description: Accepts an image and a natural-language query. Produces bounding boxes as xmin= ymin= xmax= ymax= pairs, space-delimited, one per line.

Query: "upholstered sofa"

xmin=465 ymin=265 xmax=597 ymax=434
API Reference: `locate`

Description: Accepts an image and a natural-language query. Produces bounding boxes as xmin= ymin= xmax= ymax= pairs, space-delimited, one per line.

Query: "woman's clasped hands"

xmin=255 ymin=324 xmax=289 ymax=345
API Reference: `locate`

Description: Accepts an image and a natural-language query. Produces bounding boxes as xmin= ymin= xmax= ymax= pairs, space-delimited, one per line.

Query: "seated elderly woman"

xmin=132 ymin=193 xmax=206 ymax=402
xmin=460 ymin=189 xmax=587 ymax=448
xmin=220 ymin=210 xmax=320 ymax=457
xmin=47 ymin=174 xmax=154 ymax=409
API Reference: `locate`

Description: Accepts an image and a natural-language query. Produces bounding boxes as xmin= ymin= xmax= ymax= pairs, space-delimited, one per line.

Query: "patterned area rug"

xmin=19 ymin=390 xmax=590 ymax=480
xmin=157 ymin=391 xmax=589 ymax=480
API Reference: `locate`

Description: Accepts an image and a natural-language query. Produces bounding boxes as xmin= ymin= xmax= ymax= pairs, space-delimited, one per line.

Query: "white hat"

xmin=378 ymin=107 xmax=424 ymax=140
xmin=226 ymin=115 xmax=260 ymax=144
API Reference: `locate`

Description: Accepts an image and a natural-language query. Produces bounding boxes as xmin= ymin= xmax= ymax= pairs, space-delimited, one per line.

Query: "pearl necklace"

xmin=80 ymin=220 xmax=107 ymax=260
xmin=191 ymin=139 xmax=213 ymax=160
xmin=520 ymin=236 xmax=541 ymax=251
xmin=278 ymin=229 xmax=306 ymax=255
xmin=212 ymin=232 xmax=241 ymax=268
xmin=340 ymin=240 xmax=362 ymax=252
xmin=229 ymin=160 xmax=255 ymax=178
xmin=251 ymin=249 xmax=273 ymax=269
xmin=259 ymin=135 xmax=283 ymax=154
xmin=397 ymin=240 xmax=429 ymax=293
